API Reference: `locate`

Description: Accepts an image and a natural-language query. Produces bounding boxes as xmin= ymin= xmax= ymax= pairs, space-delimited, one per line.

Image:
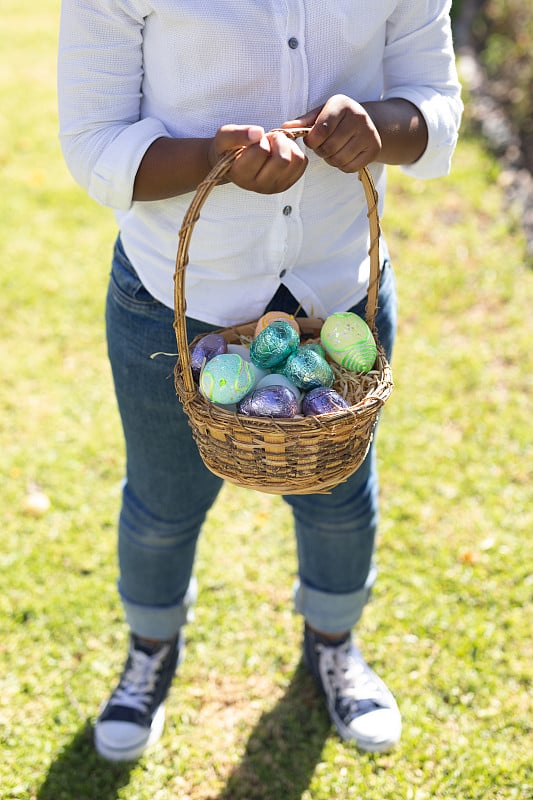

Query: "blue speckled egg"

xmin=199 ymin=353 xmax=256 ymax=405
xmin=282 ymin=347 xmax=335 ymax=390
xmin=227 ymin=343 xmax=269 ymax=383
xmin=302 ymin=386 xmax=350 ymax=416
xmin=237 ymin=385 xmax=299 ymax=418
xmin=249 ymin=320 xmax=300 ymax=369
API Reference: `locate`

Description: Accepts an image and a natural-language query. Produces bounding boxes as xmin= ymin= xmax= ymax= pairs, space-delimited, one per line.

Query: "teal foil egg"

xmin=282 ymin=347 xmax=334 ymax=390
xmin=199 ymin=353 xmax=256 ymax=405
xmin=299 ymin=341 xmax=326 ymax=359
xmin=250 ymin=320 xmax=300 ymax=370
xmin=320 ymin=312 xmax=377 ymax=373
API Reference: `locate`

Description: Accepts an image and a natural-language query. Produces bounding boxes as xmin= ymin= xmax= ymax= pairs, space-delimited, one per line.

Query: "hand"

xmin=209 ymin=125 xmax=308 ymax=194
xmin=283 ymin=94 xmax=382 ymax=173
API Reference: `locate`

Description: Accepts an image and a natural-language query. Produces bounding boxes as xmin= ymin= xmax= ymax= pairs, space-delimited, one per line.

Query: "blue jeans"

xmin=105 ymin=236 xmax=397 ymax=638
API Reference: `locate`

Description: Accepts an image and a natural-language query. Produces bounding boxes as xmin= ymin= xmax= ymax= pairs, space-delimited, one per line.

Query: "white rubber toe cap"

xmin=94 ymin=703 xmax=165 ymax=762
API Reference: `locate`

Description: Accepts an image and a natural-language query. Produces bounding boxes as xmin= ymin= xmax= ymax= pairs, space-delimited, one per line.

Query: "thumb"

xmin=282 ymin=106 xmax=322 ymax=130
xmin=209 ymin=124 xmax=268 ymax=168
xmin=215 ymin=124 xmax=265 ymax=151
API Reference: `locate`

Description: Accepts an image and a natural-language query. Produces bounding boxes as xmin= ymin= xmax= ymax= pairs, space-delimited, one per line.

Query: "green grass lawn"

xmin=1 ymin=3 xmax=532 ymax=799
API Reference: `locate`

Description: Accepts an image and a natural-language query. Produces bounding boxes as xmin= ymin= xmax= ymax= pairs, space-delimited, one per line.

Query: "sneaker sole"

xmin=94 ymin=703 xmax=166 ymax=762
xmin=331 ymin=707 xmax=402 ymax=753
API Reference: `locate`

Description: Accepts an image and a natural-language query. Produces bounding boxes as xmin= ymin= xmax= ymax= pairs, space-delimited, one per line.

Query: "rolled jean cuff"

xmin=293 ymin=565 xmax=377 ymax=634
xmin=120 ymin=577 xmax=198 ymax=640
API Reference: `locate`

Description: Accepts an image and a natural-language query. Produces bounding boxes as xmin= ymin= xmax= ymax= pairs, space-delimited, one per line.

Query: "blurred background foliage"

xmin=452 ymin=0 xmax=533 ymax=170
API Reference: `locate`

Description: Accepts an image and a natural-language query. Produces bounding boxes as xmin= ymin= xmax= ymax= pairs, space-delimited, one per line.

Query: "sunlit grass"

xmin=1 ymin=3 xmax=532 ymax=799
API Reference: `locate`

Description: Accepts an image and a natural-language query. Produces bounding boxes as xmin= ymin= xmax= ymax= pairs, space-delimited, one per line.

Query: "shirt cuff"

xmin=88 ymin=117 xmax=171 ymax=210
xmin=384 ymin=87 xmax=463 ymax=180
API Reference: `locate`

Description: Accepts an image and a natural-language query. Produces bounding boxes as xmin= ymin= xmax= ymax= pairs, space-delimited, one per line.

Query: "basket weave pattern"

xmin=173 ymin=130 xmax=393 ymax=494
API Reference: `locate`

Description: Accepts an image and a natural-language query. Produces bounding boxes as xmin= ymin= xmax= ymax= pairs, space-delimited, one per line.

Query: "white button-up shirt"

xmin=58 ymin=0 xmax=462 ymax=326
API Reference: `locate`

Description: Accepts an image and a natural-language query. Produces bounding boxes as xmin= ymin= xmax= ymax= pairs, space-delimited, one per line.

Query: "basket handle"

xmin=173 ymin=127 xmax=381 ymax=396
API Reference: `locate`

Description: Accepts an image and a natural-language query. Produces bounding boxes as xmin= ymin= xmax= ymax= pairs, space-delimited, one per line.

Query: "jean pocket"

xmin=109 ymin=238 xmax=163 ymax=312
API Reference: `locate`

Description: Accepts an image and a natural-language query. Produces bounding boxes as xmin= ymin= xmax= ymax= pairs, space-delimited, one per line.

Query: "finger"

xmin=281 ymin=106 xmax=322 ymax=130
xmin=261 ymin=131 xmax=304 ymax=173
xmin=212 ymin=124 xmax=267 ymax=160
xmin=303 ymin=103 xmax=347 ymax=151
xmin=267 ymin=129 xmax=298 ymax=164
xmin=230 ymin=138 xmax=272 ymax=183
xmin=324 ymin=142 xmax=368 ymax=172
xmin=322 ymin=130 xmax=382 ymax=172
xmin=311 ymin=105 xmax=381 ymax=164
xmin=253 ymin=132 xmax=307 ymax=192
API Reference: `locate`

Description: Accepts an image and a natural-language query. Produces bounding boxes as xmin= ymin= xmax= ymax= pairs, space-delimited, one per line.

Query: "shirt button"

xmin=279 ymin=269 xmax=287 ymax=278
xmin=288 ymin=37 xmax=299 ymax=49
xmin=283 ymin=205 xmax=292 ymax=216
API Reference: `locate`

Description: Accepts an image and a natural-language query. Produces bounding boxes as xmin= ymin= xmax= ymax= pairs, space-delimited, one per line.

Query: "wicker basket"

xmin=173 ymin=129 xmax=393 ymax=494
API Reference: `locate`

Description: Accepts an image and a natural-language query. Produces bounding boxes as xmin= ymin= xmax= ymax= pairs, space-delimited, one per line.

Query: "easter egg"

xmin=199 ymin=353 xmax=255 ymax=405
xmin=254 ymin=311 xmax=300 ymax=337
xmin=250 ymin=320 xmax=300 ymax=370
xmin=257 ymin=373 xmax=302 ymax=402
xmin=237 ymin=385 xmax=299 ymax=418
xmin=302 ymin=386 xmax=350 ymax=416
xmin=227 ymin=343 xmax=251 ymax=360
xmin=282 ymin=347 xmax=335 ymax=390
xmin=227 ymin=343 xmax=269 ymax=383
xmin=299 ymin=341 xmax=326 ymax=359
xmin=190 ymin=333 xmax=227 ymax=381
xmin=320 ymin=312 xmax=377 ymax=373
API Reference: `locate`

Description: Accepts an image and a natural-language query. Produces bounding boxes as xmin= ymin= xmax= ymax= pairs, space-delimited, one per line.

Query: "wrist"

xmin=361 ymin=99 xmax=427 ymax=165
xmin=133 ymin=136 xmax=216 ymax=200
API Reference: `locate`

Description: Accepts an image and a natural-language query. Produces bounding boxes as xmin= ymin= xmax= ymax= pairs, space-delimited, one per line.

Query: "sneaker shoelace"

xmin=109 ymin=642 xmax=171 ymax=714
xmin=318 ymin=641 xmax=384 ymax=718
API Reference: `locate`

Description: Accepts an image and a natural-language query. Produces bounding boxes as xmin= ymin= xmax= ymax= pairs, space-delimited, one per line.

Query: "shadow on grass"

xmin=36 ymin=661 xmax=330 ymax=800
xmin=36 ymin=721 xmax=134 ymax=800
xmin=215 ymin=659 xmax=331 ymax=800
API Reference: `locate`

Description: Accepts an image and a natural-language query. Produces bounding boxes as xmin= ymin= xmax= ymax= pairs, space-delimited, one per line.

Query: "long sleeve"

xmin=58 ymin=0 xmax=168 ymax=210
xmin=383 ymin=0 xmax=463 ymax=178
xmin=56 ymin=0 xmax=464 ymax=325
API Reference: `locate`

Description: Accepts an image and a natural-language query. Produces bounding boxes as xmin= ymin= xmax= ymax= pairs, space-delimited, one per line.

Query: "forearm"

xmin=132 ymin=125 xmax=307 ymax=201
xmin=132 ymin=136 xmax=213 ymax=201
xmin=362 ymin=98 xmax=428 ymax=166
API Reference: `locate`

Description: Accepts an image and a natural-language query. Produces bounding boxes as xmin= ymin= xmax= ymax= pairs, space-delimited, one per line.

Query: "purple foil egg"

xmin=190 ymin=333 xmax=227 ymax=381
xmin=237 ymin=385 xmax=299 ymax=418
xmin=302 ymin=386 xmax=350 ymax=416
